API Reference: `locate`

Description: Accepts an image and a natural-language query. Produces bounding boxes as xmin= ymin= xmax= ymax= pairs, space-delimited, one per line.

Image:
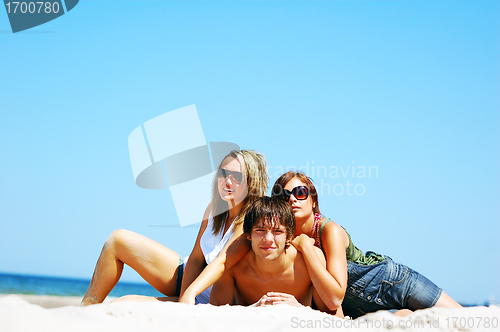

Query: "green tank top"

xmin=318 ymin=219 xmax=385 ymax=265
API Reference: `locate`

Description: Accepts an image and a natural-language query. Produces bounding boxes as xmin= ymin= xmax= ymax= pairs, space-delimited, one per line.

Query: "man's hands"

xmin=253 ymin=292 xmax=303 ymax=307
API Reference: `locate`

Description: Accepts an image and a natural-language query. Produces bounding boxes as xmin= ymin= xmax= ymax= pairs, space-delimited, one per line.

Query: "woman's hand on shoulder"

xmin=291 ymin=234 xmax=315 ymax=252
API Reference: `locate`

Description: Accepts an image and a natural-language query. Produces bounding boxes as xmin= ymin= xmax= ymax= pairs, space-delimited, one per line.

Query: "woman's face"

xmin=284 ymin=177 xmax=315 ymax=220
xmin=217 ymin=157 xmax=248 ymax=206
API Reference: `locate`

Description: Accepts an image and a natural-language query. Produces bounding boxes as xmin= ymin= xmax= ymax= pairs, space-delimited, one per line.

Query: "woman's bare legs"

xmin=393 ymin=309 xmax=413 ymax=317
xmin=434 ymin=291 xmax=462 ymax=308
xmin=393 ymin=291 xmax=462 ymax=316
xmin=81 ymin=229 xmax=181 ymax=305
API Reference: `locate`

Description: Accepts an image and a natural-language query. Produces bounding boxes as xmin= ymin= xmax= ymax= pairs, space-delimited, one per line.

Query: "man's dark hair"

xmin=243 ymin=196 xmax=295 ymax=242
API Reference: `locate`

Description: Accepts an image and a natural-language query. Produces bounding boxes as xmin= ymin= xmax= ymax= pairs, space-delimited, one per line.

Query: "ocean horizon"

xmin=0 ymin=272 xmax=164 ymax=298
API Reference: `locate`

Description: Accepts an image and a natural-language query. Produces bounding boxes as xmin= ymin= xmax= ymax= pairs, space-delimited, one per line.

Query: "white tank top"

xmin=199 ymin=213 xmax=235 ymax=264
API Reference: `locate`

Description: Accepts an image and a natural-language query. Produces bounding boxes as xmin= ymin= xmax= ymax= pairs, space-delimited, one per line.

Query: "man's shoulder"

xmin=286 ymin=246 xmax=309 ymax=267
xmin=293 ymin=243 xmax=326 ymax=265
xmin=230 ymin=249 xmax=255 ymax=272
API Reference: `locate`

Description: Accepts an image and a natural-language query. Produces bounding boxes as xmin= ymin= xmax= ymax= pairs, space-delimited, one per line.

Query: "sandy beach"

xmin=1 ymin=294 xmax=498 ymax=332
xmin=0 ymin=294 xmax=118 ymax=308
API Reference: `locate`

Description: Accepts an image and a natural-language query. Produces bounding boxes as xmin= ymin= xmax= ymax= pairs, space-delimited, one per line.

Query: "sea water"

xmin=0 ymin=272 xmax=164 ymax=298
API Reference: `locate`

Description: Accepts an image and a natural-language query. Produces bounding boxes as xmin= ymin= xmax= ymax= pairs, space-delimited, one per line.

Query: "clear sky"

xmin=1 ymin=0 xmax=498 ymax=305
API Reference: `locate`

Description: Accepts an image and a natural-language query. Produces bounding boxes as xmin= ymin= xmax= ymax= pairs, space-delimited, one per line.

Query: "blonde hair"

xmin=211 ymin=150 xmax=268 ymax=235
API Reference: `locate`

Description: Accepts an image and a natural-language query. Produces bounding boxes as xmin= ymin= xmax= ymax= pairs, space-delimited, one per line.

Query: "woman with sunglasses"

xmin=81 ymin=150 xmax=268 ymax=305
xmin=271 ymin=171 xmax=462 ymax=317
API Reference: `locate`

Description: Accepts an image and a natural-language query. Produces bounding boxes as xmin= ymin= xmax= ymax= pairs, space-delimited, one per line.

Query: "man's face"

xmin=249 ymin=218 xmax=288 ymax=262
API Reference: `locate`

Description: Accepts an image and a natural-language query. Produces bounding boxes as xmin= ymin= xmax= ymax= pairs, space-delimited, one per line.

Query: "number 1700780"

xmin=5 ymin=2 xmax=60 ymax=14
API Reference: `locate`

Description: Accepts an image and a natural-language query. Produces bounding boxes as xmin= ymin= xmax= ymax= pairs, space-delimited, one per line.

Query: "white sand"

xmin=0 ymin=294 xmax=118 ymax=308
xmin=0 ymin=294 xmax=498 ymax=332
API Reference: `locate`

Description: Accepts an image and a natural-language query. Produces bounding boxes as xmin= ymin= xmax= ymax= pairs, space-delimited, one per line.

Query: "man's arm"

xmin=209 ymin=268 xmax=235 ymax=305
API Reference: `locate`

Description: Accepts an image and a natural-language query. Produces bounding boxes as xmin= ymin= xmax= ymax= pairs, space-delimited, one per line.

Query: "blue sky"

xmin=1 ymin=1 xmax=498 ymax=305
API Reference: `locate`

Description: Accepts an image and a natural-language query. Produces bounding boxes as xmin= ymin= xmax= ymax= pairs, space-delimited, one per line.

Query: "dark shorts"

xmin=174 ymin=257 xmax=184 ymax=297
xmin=342 ymin=256 xmax=442 ymax=318
xmin=173 ymin=257 xmax=211 ymax=304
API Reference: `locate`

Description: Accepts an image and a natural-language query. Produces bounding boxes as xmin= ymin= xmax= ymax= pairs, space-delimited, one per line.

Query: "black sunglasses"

xmin=217 ymin=168 xmax=243 ymax=184
xmin=283 ymin=186 xmax=309 ymax=201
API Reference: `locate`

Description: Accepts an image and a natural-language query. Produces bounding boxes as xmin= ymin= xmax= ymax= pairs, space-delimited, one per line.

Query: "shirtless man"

xmin=209 ymin=196 xmax=342 ymax=317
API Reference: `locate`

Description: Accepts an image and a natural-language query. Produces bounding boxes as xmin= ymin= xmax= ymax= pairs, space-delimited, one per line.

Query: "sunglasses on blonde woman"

xmin=217 ymin=168 xmax=243 ymax=184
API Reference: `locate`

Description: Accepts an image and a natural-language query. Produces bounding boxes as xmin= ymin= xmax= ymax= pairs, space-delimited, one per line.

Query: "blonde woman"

xmin=81 ymin=150 xmax=268 ymax=305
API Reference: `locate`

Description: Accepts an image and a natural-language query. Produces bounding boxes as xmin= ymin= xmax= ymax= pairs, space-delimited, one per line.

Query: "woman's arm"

xmin=179 ymin=234 xmax=251 ymax=304
xmin=309 ymin=246 xmax=344 ymax=317
xmin=291 ymin=222 xmax=348 ymax=311
xmin=178 ymin=206 xmax=212 ymax=297
xmin=309 ymin=246 xmax=333 ymax=313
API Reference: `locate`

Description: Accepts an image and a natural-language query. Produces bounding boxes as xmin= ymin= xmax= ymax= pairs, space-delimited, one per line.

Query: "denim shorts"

xmin=342 ymin=256 xmax=442 ymax=318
